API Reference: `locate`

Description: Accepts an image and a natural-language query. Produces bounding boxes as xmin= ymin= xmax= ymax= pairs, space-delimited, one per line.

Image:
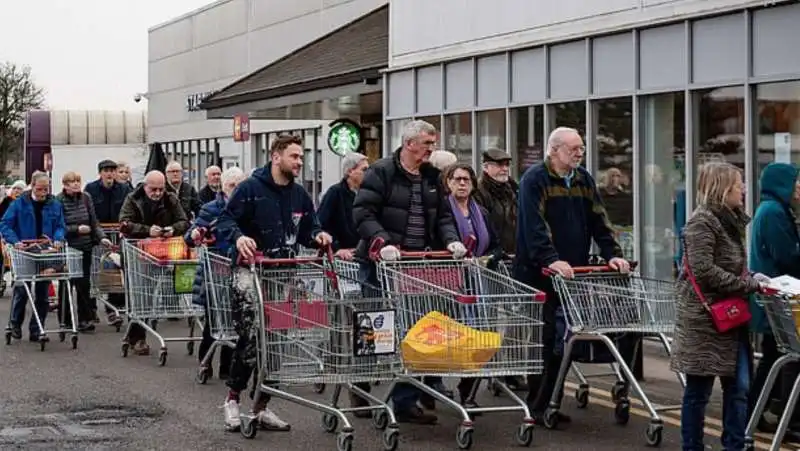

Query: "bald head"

xmin=166 ymin=161 xmax=183 ymax=185
xmin=144 ymin=170 xmax=166 ymax=201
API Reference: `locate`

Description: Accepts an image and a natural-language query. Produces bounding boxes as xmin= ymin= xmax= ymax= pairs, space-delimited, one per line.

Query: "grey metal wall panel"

xmin=639 ymin=24 xmax=687 ymax=90
xmin=592 ymin=32 xmax=634 ymax=95
xmin=415 ymin=65 xmax=444 ymax=115
xmin=477 ymin=54 xmax=509 ymax=107
xmin=388 ymin=70 xmax=414 ymax=117
xmin=549 ymin=40 xmax=588 ymax=99
xmin=510 ymin=48 xmax=546 ymax=103
xmin=752 ymin=3 xmax=800 ymax=78
xmin=445 ymin=60 xmax=476 ymax=110
xmin=691 ymin=14 xmax=746 ymax=84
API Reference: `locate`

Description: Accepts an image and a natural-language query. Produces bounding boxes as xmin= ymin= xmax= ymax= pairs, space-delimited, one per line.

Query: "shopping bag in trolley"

xmin=401 ymin=310 xmax=501 ymax=372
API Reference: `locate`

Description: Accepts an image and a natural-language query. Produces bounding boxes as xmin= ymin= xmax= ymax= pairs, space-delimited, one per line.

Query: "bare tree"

xmin=0 ymin=62 xmax=45 ymax=176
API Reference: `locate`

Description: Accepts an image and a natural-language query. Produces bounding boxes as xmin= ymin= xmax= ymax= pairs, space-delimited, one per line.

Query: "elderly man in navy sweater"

xmin=514 ymin=126 xmax=629 ymax=425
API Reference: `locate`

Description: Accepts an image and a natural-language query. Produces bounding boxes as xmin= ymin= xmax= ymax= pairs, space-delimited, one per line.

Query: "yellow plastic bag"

xmin=401 ymin=311 xmax=501 ymax=372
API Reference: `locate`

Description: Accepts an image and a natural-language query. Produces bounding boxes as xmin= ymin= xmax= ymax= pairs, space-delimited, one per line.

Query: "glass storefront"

xmin=444 ymin=113 xmax=473 ymax=166
xmin=696 ymin=87 xmax=746 ymax=178
xmin=477 ymin=109 xmax=507 ymax=157
xmin=757 ymin=81 xmax=800 ymax=200
xmin=509 ymin=106 xmax=544 ymax=177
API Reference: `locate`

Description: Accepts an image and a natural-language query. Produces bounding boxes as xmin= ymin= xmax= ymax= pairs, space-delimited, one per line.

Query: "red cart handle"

xmin=541 ymin=261 xmax=638 ymax=276
xmin=238 ymin=244 xmax=335 ymax=266
xmin=99 ymin=222 xmax=121 ymax=230
xmin=368 ymin=236 xmax=474 ymax=261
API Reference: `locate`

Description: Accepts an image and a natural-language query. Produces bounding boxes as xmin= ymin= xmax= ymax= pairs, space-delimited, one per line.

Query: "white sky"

xmin=0 ymin=0 xmax=212 ymax=111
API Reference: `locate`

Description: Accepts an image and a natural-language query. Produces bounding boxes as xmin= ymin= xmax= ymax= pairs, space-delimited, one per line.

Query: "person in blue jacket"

xmin=185 ymin=166 xmax=245 ymax=381
xmin=2 ymin=172 xmax=66 ymax=343
xmin=215 ymin=134 xmax=331 ymax=432
xmin=749 ymin=162 xmax=800 ymax=436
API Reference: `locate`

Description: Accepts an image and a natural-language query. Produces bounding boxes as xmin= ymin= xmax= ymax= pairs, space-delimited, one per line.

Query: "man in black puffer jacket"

xmin=353 ymin=119 xmax=466 ymax=425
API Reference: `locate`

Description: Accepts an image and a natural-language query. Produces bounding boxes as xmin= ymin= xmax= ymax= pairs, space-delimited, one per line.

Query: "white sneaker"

xmin=257 ymin=408 xmax=291 ymax=431
xmin=223 ymin=399 xmax=241 ymax=430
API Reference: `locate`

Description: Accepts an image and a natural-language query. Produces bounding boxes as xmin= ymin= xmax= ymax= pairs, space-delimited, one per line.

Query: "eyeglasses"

xmin=451 ymin=176 xmax=471 ymax=184
xmin=561 ymin=145 xmax=586 ymax=154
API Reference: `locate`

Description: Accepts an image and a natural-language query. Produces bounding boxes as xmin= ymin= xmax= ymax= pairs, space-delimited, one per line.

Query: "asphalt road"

xmin=0 ymin=294 xmax=795 ymax=451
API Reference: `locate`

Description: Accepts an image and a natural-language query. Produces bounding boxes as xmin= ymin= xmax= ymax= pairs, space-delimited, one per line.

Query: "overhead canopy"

xmin=200 ymin=5 xmax=388 ymax=117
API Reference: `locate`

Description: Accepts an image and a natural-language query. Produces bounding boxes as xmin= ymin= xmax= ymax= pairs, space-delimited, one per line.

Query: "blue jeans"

xmin=9 ymin=282 xmax=51 ymax=336
xmin=359 ymin=261 xmax=443 ymax=411
xmin=681 ymin=340 xmax=750 ymax=451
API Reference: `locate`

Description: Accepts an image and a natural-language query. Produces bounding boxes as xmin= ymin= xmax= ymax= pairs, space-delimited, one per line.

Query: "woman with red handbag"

xmin=671 ymin=161 xmax=767 ymax=451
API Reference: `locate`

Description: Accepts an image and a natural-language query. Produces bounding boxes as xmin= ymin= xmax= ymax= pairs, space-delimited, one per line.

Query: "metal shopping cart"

xmin=90 ymin=223 xmax=125 ymax=331
xmin=195 ymin=246 xmax=238 ymax=384
xmin=541 ymin=265 xmax=678 ymax=447
xmin=239 ymin=253 xmax=400 ymax=451
xmin=4 ymin=240 xmax=83 ymax=351
xmin=377 ymin=251 xmax=545 ymax=450
xmin=120 ymin=238 xmax=204 ymax=365
xmin=746 ymin=288 xmax=800 ymax=451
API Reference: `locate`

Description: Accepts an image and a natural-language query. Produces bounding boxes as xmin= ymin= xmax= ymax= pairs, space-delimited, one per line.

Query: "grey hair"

xmin=166 ymin=161 xmax=182 ymax=171
xmin=30 ymin=172 xmax=50 ymax=185
xmin=429 ymin=150 xmax=458 ymax=171
xmin=401 ymin=120 xmax=437 ymax=146
xmin=341 ymin=152 xmax=368 ymax=175
xmin=116 ymin=161 xmax=129 ymax=168
xmin=221 ymin=166 xmax=245 ymax=186
xmin=547 ymin=127 xmax=580 ymax=152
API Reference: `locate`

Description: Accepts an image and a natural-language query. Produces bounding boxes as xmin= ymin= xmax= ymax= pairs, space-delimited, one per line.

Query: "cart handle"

xmin=99 ymin=222 xmax=121 ymax=229
xmin=367 ymin=236 xmax=473 ymax=261
xmin=10 ymin=239 xmax=53 ymax=249
xmin=541 ymin=261 xmax=638 ymax=276
xmin=239 ymin=245 xmax=335 ymax=266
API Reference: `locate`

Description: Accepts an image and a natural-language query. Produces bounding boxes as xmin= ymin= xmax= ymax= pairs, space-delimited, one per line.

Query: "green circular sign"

xmin=328 ymin=120 xmax=362 ymax=156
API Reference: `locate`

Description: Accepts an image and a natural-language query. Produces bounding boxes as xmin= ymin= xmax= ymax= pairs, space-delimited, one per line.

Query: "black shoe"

xmin=78 ymin=322 xmax=96 ymax=333
xmin=533 ymin=410 xmax=572 ymax=424
xmin=349 ymin=394 xmax=372 ymax=418
xmin=395 ymin=406 xmax=437 ymax=425
xmin=8 ymin=324 xmax=22 ymax=340
xmin=29 ymin=334 xmax=40 ymax=342
xmin=462 ymin=399 xmax=483 ymax=417
xmin=505 ymin=376 xmax=529 ymax=392
xmin=757 ymin=416 xmax=778 ymax=434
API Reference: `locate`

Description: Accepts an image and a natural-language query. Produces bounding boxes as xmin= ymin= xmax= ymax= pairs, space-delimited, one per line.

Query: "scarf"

xmin=708 ymin=204 xmax=749 ymax=245
xmin=479 ymin=176 xmax=517 ymax=222
xmin=448 ymin=195 xmax=490 ymax=257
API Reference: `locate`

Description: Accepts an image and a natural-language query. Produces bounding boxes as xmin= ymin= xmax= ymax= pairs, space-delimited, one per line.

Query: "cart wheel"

xmin=240 ymin=418 xmax=258 ymax=439
xmin=336 ymin=432 xmax=354 ymax=451
xmin=195 ymin=367 xmax=210 ymax=385
xmin=59 ymin=332 xmax=66 ymax=342
xmin=575 ymin=386 xmax=589 ymax=409
xmin=516 ymin=424 xmax=534 ymax=447
xmin=115 ymin=322 xmax=122 ymax=332
xmin=158 ymin=350 xmax=168 ymax=367
xmin=40 ymin=339 xmax=46 ymax=352
xmin=614 ymin=401 xmax=631 ymax=425
xmin=645 ymin=423 xmax=663 ymax=447
xmin=5 ymin=331 xmax=11 ymax=345
xmin=382 ymin=428 xmax=399 ymax=451
xmin=121 ymin=342 xmax=129 ymax=357
xmin=322 ymin=413 xmax=338 ymax=433
xmin=186 ymin=341 xmax=194 ymax=356
xmin=372 ymin=409 xmax=389 ymax=430
xmin=71 ymin=335 xmax=78 ymax=350
xmin=543 ymin=408 xmax=559 ymax=430
xmin=456 ymin=426 xmax=474 ymax=450
xmin=611 ymin=381 xmax=628 ymax=402
xmin=314 ymin=383 xmax=326 ymax=394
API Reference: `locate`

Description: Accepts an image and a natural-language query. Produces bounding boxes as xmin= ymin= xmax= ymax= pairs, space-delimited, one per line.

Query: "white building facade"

xmin=147 ymin=0 xmax=386 ymax=194
xmin=383 ymin=0 xmax=800 ymax=281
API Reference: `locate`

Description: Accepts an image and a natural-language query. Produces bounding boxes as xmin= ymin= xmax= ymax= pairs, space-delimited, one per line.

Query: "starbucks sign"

xmin=327 ymin=119 xmax=362 ymax=156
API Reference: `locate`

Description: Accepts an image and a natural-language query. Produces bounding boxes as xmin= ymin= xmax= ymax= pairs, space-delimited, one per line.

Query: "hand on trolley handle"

xmin=12 ymin=238 xmax=62 ymax=250
xmin=367 ymin=236 xmax=475 ymax=262
xmin=541 ymin=259 xmax=638 ymax=279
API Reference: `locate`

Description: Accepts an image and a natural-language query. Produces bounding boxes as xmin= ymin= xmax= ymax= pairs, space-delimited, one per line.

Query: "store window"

xmin=417 ymin=115 xmax=442 ymax=133
xmin=477 ymin=109 xmax=507 ymax=155
xmin=389 ymin=119 xmax=412 ymax=153
xmin=552 ymin=102 xmax=586 ymax=137
xmin=756 ymin=81 xmax=800 ymax=198
xmin=444 ymin=113 xmax=473 ymax=166
xmin=641 ymin=93 xmax=686 ymax=280
xmin=696 ymin=87 xmax=745 ymax=179
xmin=596 ymin=97 xmax=634 ymax=260
xmin=510 ymin=106 xmax=544 ymax=178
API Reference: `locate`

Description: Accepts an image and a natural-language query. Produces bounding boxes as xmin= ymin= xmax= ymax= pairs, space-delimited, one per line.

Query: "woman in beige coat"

xmin=671 ymin=162 xmax=767 ymax=450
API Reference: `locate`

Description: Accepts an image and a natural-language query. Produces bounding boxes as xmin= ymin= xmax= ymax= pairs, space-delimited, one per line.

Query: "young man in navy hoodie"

xmin=216 ymin=134 xmax=331 ymax=432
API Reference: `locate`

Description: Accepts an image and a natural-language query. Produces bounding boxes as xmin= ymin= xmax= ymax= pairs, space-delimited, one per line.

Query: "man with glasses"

xmin=514 ymin=126 xmax=628 ymax=425
xmin=165 ymin=161 xmax=202 ymax=219
xmin=119 ymin=170 xmax=189 ymax=356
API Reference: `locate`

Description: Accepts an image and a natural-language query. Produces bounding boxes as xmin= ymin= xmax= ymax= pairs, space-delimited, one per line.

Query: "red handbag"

xmin=683 ymin=258 xmax=751 ymax=333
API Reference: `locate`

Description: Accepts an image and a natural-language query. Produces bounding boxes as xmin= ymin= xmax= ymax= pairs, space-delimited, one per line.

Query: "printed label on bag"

xmin=414 ymin=323 xmax=463 ymax=346
xmin=352 ymin=309 xmax=396 ymax=356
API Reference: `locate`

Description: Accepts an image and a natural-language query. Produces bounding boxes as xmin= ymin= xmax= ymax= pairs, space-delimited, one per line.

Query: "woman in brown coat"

xmin=671 ymin=162 xmax=767 ymax=450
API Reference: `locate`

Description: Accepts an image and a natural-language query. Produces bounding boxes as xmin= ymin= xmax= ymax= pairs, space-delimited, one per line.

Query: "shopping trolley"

xmin=0 ymin=242 xmax=10 ymax=297
xmin=541 ymin=265 xmax=678 ymax=447
xmin=239 ymin=252 xmax=399 ymax=451
xmin=195 ymin=246 xmax=237 ymax=384
xmin=4 ymin=240 xmax=83 ymax=351
xmin=91 ymin=223 xmax=125 ymax=331
xmin=120 ymin=238 xmax=204 ymax=365
xmin=746 ymin=286 xmax=800 ymax=451
xmin=376 ymin=249 xmax=545 ymax=450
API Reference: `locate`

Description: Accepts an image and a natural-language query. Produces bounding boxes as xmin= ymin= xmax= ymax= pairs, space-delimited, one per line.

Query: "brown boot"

xmin=133 ymin=340 xmax=150 ymax=356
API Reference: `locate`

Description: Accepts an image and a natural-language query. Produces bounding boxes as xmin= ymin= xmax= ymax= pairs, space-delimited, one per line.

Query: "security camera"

xmin=133 ymin=93 xmax=142 ymax=103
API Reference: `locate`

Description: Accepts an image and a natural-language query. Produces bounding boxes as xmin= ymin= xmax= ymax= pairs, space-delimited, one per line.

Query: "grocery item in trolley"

xmin=540 ymin=265 xmax=678 ymax=447
xmin=747 ymin=280 xmax=800 ymax=449
xmin=120 ymin=238 xmax=203 ymax=366
xmin=376 ymin=251 xmax=543 ymax=449
xmin=238 ymin=253 xmax=399 ymax=449
xmin=4 ymin=240 xmax=83 ymax=351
